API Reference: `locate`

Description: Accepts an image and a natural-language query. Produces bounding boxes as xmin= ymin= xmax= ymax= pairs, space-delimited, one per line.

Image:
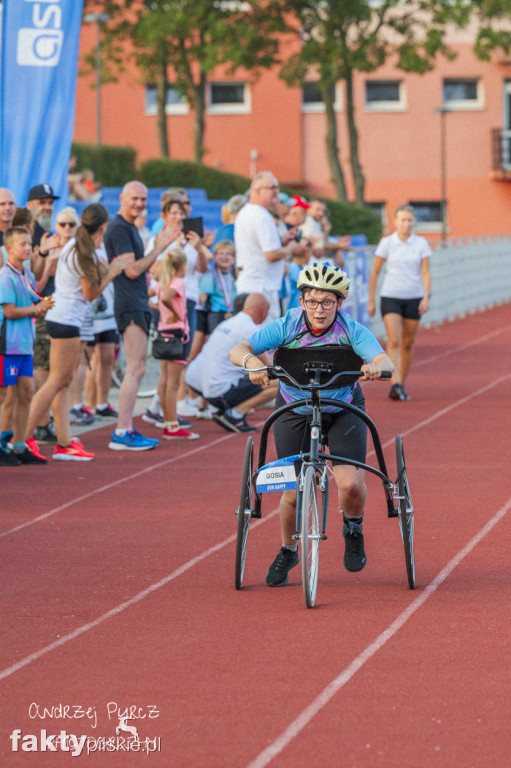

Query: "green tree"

xmin=273 ymin=0 xmax=511 ymax=204
xmin=83 ymin=0 xmax=283 ymax=161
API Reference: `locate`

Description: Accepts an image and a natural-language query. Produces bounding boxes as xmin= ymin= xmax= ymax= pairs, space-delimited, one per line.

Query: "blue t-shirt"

xmin=287 ymin=262 xmax=303 ymax=310
xmin=0 ymin=263 xmax=37 ymax=355
xmin=199 ymin=264 xmax=236 ymax=312
xmin=249 ymin=307 xmax=384 ymax=413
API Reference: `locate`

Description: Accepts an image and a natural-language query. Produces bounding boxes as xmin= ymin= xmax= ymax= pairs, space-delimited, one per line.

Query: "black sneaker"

xmin=0 ymin=447 xmax=21 ymax=466
xmin=178 ymin=416 xmax=194 ymax=429
xmin=342 ymin=527 xmax=367 ymax=572
xmin=33 ymin=421 xmax=58 ymax=444
xmin=388 ymin=383 xmax=409 ymax=401
xmin=398 ymin=384 xmax=410 ymax=400
xmin=95 ymin=404 xmax=118 ymax=418
xmin=15 ymin=448 xmax=48 ymax=465
xmin=141 ymin=409 xmax=163 ymax=426
xmin=213 ymin=412 xmax=257 ymax=434
xmin=265 ymin=547 xmax=300 ymax=587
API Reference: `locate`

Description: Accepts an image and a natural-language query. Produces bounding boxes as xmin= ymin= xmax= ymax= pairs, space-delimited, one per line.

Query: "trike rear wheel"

xmin=301 ymin=466 xmax=321 ymax=608
xmin=235 ymin=436 xmax=254 ymax=590
xmin=395 ymin=435 xmax=415 ymax=589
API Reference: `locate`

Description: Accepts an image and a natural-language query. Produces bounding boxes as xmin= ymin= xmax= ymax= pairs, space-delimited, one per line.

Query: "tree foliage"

xmin=83 ymin=0 xmax=284 ymax=160
xmin=81 ymin=0 xmax=511 ymax=203
xmin=269 ymin=0 xmax=511 ymax=203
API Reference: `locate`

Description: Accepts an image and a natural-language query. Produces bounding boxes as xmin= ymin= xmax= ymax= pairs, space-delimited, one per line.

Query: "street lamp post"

xmin=84 ymin=13 xmax=110 ymax=146
xmin=435 ymin=106 xmax=451 ymax=245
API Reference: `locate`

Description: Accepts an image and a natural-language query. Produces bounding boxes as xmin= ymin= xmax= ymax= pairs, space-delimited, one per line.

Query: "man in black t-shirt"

xmin=104 ymin=180 xmax=176 ymax=451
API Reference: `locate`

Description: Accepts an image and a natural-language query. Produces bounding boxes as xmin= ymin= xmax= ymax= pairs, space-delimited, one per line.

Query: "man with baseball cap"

xmin=27 ymin=184 xmax=59 ymax=246
xmin=26 ymin=183 xmax=62 ymax=444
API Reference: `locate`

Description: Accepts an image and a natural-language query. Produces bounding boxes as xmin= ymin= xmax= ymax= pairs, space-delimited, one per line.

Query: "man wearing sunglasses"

xmin=234 ymin=171 xmax=303 ymax=324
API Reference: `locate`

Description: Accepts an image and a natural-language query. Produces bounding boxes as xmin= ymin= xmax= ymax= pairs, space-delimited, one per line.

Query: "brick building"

xmin=74 ymin=21 xmax=511 ymax=241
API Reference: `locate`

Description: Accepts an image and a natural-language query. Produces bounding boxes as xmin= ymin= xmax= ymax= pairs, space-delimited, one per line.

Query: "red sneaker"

xmin=53 ymin=440 xmax=95 ymax=461
xmin=162 ymin=427 xmax=199 ymax=441
xmin=26 ymin=436 xmax=47 ymax=461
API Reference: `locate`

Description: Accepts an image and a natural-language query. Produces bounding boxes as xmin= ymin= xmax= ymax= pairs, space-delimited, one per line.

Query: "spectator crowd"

xmin=2 ymin=167 xmax=423 ymax=467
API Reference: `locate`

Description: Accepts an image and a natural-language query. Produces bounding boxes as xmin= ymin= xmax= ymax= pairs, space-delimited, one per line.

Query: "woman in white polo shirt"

xmin=26 ymin=204 xmax=132 ymax=460
xmin=367 ymin=204 xmax=431 ymax=401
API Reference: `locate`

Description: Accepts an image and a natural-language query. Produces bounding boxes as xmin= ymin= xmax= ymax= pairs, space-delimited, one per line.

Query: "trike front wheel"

xmin=301 ymin=466 xmax=321 ymax=608
xmin=395 ymin=435 xmax=415 ymax=589
xmin=235 ymin=436 xmax=254 ymax=590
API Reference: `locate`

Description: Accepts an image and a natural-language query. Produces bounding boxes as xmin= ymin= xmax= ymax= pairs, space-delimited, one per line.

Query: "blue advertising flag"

xmin=0 ymin=0 xmax=84 ymax=207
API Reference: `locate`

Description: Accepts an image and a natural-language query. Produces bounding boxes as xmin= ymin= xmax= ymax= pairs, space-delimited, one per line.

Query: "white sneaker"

xmin=196 ymin=405 xmax=216 ymax=420
xmin=177 ymin=399 xmax=199 ymax=417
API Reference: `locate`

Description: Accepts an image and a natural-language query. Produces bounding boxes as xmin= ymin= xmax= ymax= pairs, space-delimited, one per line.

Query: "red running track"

xmin=1 ymin=303 xmax=511 ymax=767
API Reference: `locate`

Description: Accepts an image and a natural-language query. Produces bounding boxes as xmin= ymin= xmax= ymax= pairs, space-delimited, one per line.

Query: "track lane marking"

xmin=2 ymin=322 xmax=509 ymax=540
xmin=2 ymin=369 xmax=510 ymax=541
xmin=1 ymin=359 xmax=510 ymax=684
xmin=245 ymin=494 xmax=511 ymax=768
xmin=1 ymin=374 xmax=510 ymax=682
xmin=413 ymin=324 xmax=511 ymax=368
xmin=0 ymin=508 xmax=279 ymax=682
xmin=0 ymin=432 xmax=236 ymax=539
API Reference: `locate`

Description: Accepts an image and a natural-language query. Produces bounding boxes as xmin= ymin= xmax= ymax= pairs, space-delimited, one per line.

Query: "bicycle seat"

xmin=272 ymin=344 xmax=363 ymax=387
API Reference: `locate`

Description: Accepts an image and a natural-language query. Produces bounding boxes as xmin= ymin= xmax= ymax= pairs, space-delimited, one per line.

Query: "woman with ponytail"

xmin=26 ymin=204 xmax=133 ymax=460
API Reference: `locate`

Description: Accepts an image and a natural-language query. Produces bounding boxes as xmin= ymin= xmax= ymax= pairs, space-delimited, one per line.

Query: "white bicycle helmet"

xmin=297 ymin=262 xmax=350 ymax=299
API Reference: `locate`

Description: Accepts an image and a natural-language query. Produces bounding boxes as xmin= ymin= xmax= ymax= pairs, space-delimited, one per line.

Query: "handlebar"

xmin=243 ymin=365 xmax=392 ymax=391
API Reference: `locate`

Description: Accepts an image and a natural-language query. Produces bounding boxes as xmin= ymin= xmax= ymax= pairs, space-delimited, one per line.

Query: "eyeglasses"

xmin=303 ymin=298 xmax=337 ymax=310
xmin=57 ymin=221 xmax=77 ymax=227
xmin=257 ymin=184 xmax=280 ymax=191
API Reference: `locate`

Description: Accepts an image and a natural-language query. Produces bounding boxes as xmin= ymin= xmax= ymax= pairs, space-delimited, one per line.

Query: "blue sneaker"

xmin=108 ymin=429 xmax=159 ymax=451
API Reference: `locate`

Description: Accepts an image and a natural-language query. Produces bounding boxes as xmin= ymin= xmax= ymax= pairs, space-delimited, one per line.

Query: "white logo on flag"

xmin=17 ymin=28 xmax=63 ymax=67
xmin=16 ymin=1 xmax=64 ymax=68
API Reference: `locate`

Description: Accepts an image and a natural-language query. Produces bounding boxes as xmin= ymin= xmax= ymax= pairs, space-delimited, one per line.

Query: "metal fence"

xmin=344 ymin=235 xmax=511 ymax=339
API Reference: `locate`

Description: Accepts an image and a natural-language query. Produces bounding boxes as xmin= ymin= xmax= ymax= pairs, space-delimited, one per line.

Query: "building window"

xmin=301 ymin=81 xmax=343 ymax=113
xmin=443 ymin=78 xmax=482 ymax=110
xmin=144 ymin=83 xmax=188 ymax=116
xmin=366 ymin=202 xmax=387 ymax=230
xmin=365 ymin=80 xmax=405 ymax=111
xmin=408 ymin=201 xmax=444 ymax=232
xmin=209 ymin=82 xmax=250 ymax=114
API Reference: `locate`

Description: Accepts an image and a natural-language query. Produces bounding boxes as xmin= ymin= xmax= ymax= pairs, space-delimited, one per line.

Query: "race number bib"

xmin=256 ymin=457 xmax=298 ymax=493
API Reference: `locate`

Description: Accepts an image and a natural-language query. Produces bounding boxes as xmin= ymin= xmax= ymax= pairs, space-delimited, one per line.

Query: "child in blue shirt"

xmin=0 ymin=227 xmax=52 ymax=465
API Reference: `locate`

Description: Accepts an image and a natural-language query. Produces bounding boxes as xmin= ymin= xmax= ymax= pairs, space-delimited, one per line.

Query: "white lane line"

xmin=0 ymin=432 xmax=235 ymax=539
xmin=381 ymin=373 xmax=511 ymax=450
xmin=4 ymin=372 xmax=509 ymax=541
xmin=246 ymin=495 xmax=511 ymax=768
xmin=414 ymin=325 xmax=510 ymax=368
xmin=0 ymin=508 xmax=280 ymax=682
xmin=2 ymin=323 xmax=509 ymax=540
xmin=1 ymin=368 xmax=510 ymax=683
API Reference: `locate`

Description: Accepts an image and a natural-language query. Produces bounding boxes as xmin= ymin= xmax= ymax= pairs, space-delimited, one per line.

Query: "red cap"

xmin=290 ymin=195 xmax=310 ymax=210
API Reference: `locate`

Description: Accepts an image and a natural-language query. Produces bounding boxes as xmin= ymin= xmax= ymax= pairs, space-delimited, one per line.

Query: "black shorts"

xmin=46 ymin=320 xmax=81 ymax=339
xmin=87 ymin=329 xmax=119 ymax=347
xmin=381 ymin=296 xmax=421 ymax=321
xmin=273 ymin=386 xmax=367 ymax=467
xmin=196 ymin=309 xmax=227 ymax=336
xmin=115 ymin=310 xmax=152 ymax=336
xmin=206 ymin=379 xmax=262 ymax=412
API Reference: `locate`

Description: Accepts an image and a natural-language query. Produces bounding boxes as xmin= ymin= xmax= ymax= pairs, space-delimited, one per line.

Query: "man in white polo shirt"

xmin=234 ymin=171 xmax=302 ymax=323
xmin=185 ymin=293 xmax=277 ymax=433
